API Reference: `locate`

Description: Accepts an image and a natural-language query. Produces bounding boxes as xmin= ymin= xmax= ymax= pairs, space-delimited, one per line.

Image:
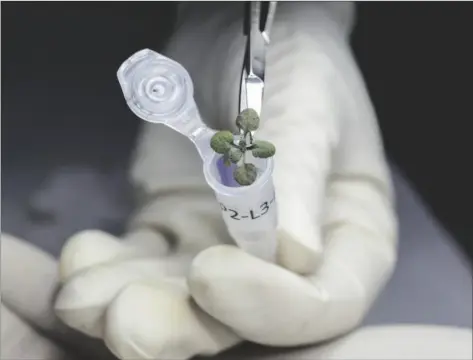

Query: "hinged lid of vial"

xmin=117 ymin=49 xmax=207 ymax=141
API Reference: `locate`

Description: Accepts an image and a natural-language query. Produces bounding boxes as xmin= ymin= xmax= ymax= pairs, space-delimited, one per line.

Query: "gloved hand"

xmin=54 ymin=2 xmax=398 ymax=360
xmin=4 ymin=236 xmax=472 ymax=360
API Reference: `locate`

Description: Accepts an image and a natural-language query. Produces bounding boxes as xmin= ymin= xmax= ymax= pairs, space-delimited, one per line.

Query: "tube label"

xmin=215 ymin=186 xmax=277 ymax=234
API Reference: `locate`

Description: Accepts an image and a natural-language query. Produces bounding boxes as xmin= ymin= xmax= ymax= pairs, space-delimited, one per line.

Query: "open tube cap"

xmin=117 ymin=49 xmax=203 ymax=137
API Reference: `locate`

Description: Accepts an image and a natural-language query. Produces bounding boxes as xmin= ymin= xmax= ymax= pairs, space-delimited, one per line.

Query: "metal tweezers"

xmin=239 ymin=1 xmax=278 ymax=118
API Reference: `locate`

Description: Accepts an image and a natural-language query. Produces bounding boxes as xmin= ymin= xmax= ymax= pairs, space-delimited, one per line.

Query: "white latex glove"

xmin=0 ymin=234 xmax=116 ymax=360
xmin=54 ymin=3 xmax=398 ymax=359
xmin=4 ymin=236 xmax=471 ymax=360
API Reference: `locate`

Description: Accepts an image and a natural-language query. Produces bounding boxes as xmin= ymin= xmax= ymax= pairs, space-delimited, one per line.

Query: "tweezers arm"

xmin=240 ymin=2 xmax=278 ymax=117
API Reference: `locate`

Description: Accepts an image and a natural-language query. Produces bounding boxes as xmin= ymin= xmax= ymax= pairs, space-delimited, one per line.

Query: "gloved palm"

xmin=54 ymin=3 xmax=397 ymax=360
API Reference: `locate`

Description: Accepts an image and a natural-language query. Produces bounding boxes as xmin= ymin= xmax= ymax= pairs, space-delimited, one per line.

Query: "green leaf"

xmin=223 ymin=152 xmax=232 ymax=167
xmin=236 ymin=108 xmax=260 ymax=132
xmin=233 ymin=163 xmax=258 ymax=186
xmin=210 ymin=131 xmax=234 ymax=154
xmin=228 ymin=147 xmax=243 ymax=163
xmin=251 ymin=140 xmax=276 ymax=158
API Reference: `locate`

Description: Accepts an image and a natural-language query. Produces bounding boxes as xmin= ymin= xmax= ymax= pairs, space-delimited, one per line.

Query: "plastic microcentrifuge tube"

xmin=117 ymin=49 xmax=278 ymax=262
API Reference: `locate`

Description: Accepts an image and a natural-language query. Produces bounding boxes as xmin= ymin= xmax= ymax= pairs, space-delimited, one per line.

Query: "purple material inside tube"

xmin=216 ymin=157 xmax=240 ymax=187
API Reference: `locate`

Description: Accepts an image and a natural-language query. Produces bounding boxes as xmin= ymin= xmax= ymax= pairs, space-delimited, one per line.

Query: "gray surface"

xmin=365 ymin=168 xmax=472 ymax=327
xmin=2 ymin=162 xmax=472 ymax=328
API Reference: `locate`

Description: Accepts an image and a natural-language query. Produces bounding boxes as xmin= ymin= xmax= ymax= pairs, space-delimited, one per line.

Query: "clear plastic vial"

xmin=117 ymin=49 xmax=278 ymax=262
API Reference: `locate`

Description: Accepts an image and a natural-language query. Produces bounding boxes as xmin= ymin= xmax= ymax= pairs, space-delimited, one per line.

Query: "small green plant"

xmin=210 ymin=108 xmax=276 ymax=186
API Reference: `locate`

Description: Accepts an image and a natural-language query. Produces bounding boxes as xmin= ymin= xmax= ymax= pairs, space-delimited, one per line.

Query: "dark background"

xmin=352 ymin=2 xmax=473 ymax=261
xmin=2 ymin=2 xmax=472 ymax=261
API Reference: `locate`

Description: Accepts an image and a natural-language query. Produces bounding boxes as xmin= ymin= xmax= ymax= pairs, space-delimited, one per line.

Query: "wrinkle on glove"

xmin=54 ymin=2 xmax=397 ymax=359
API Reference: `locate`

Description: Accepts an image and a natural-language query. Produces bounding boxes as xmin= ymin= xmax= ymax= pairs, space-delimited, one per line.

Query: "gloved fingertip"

xmin=274 ymin=191 xmax=325 ymax=275
xmin=188 ymin=245 xmax=322 ymax=345
xmin=54 ymin=263 xmax=142 ymax=339
xmin=188 ymin=245 xmax=280 ymax=319
xmin=54 ymin=284 xmax=105 ymax=338
xmin=277 ymin=228 xmax=323 ymax=275
xmin=105 ymin=282 xmax=200 ymax=360
xmin=122 ymin=228 xmax=169 ymax=256
xmin=59 ymin=230 xmax=124 ymax=281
